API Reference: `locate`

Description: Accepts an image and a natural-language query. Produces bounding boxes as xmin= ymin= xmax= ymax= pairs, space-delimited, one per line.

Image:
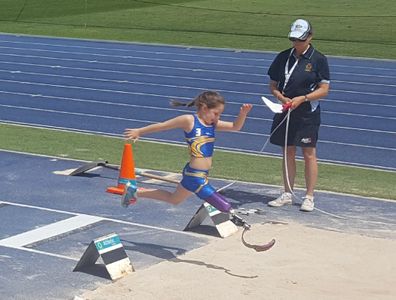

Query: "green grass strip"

xmin=1 ymin=123 xmax=395 ymax=200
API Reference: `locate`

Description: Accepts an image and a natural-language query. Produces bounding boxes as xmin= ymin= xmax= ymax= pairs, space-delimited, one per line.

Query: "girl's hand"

xmin=124 ymin=128 xmax=140 ymax=142
xmin=240 ymin=103 xmax=253 ymax=115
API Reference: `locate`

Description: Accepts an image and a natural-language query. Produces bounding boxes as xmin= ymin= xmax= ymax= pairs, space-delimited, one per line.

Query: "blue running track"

xmin=0 ymin=34 xmax=395 ymax=171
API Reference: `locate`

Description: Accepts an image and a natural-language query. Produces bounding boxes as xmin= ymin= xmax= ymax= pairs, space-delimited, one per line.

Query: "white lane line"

xmin=0 ymin=62 xmax=265 ymax=86
xmin=0 ymin=199 xmax=212 ymax=260
xmin=5 ymin=246 xmax=79 ymax=261
xmin=1 ymin=57 xmax=396 ymax=83
xmin=2 ymin=50 xmax=395 ymax=83
xmin=0 ymin=40 xmax=395 ymax=71
xmin=0 ymin=68 xmax=263 ymax=87
xmin=0 ymin=200 xmax=212 ymax=237
xmin=2 ymin=104 xmax=396 ymax=135
xmin=0 ymin=76 xmax=256 ymax=97
xmin=0 ymin=215 xmax=103 ymax=247
xmin=0 ymin=52 xmax=266 ymax=76
xmin=2 ymin=60 xmax=395 ymax=87
xmin=0 ymin=45 xmax=261 ymax=69
xmin=0 ymin=103 xmax=157 ymax=123
xmin=3 ymin=67 xmax=396 ymax=90
xmin=1 ymin=73 xmax=396 ymax=98
xmin=2 ymin=89 xmax=396 ymax=113
xmin=0 ymin=39 xmax=274 ymax=62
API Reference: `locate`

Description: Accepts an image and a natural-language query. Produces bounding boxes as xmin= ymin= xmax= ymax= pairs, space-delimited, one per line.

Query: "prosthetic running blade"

xmin=231 ymin=213 xmax=275 ymax=252
xmin=241 ymin=228 xmax=276 ymax=252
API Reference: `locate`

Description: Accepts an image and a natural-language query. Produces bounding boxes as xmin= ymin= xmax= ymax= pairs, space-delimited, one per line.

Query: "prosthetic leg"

xmin=204 ymin=191 xmax=232 ymax=213
xmin=204 ymin=192 xmax=275 ymax=252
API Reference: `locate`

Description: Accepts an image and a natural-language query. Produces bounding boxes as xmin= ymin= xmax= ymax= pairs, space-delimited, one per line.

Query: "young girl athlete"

xmin=122 ymin=91 xmax=252 ymax=213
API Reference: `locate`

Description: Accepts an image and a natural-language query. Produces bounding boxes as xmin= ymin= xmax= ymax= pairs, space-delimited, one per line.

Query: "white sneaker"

xmin=300 ymin=196 xmax=314 ymax=212
xmin=268 ymin=192 xmax=292 ymax=207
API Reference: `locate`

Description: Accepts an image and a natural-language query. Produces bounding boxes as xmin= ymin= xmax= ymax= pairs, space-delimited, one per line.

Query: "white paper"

xmin=261 ymin=96 xmax=283 ymax=113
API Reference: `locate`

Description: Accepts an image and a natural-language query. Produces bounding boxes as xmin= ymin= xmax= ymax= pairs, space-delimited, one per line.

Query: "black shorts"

xmin=270 ymin=110 xmax=320 ymax=148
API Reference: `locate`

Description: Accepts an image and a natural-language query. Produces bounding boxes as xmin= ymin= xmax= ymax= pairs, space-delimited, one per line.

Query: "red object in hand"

xmin=282 ymin=102 xmax=292 ymax=112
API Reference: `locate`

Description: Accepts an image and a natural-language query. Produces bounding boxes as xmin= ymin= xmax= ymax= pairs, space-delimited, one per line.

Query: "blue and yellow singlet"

xmin=184 ymin=115 xmax=215 ymax=158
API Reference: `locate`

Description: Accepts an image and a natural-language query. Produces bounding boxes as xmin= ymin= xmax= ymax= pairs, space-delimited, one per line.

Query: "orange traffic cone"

xmin=106 ymin=143 xmax=137 ymax=195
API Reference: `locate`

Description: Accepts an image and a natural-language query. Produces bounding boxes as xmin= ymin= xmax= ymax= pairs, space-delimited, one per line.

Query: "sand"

xmin=80 ymin=222 xmax=396 ymax=300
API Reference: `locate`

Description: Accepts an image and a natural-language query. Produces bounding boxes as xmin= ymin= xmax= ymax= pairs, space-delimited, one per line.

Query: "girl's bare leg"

xmin=137 ymin=183 xmax=193 ymax=205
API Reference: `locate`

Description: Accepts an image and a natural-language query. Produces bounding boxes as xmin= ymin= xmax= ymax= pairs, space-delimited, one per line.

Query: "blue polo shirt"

xmin=267 ymin=45 xmax=330 ymax=115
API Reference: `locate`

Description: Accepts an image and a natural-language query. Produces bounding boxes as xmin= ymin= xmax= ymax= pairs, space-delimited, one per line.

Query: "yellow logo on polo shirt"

xmin=305 ymin=63 xmax=312 ymax=72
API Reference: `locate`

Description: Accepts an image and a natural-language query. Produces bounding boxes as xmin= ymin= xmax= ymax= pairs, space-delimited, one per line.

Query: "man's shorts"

xmin=270 ymin=112 xmax=320 ymax=147
xmin=180 ymin=163 xmax=216 ymax=199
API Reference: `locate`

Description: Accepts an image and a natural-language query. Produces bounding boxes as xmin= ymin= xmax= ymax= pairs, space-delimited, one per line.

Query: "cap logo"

xmin=289 ymin=19 xmax=311 ymax=40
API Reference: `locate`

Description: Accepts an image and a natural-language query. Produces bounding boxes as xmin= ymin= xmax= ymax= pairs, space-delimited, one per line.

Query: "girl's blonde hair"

xmin=170 ymin=91 xmax=225 ymax=109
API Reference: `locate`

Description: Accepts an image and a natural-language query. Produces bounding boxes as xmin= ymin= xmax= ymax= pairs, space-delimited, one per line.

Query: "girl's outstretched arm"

xmin=124 ymin=114 xmax=192 ymax=141
xmin=216 ymin=104 xmax=252 ymax=132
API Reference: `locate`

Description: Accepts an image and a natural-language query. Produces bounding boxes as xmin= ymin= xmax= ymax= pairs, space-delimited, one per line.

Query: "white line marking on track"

xmin=0 ymin=200 xmax=212 ymax=237
xmin=0 ymin=52 xmax=268 ymax=76
xmin=0 ymin=39 xmax=274 ymax=62
xmin=1 ymin=69 xmax=396 ymax=98
xmin=0 ymin=45 xmax=263 ymax=69
xmin=1 ymin=60 xmax=395 ymax=86
xmin=6 ymin=246 xmax=78 ymax=261
xmin=1 ymin=50 xmax=395 ymax=81
xmin=0 ymin=215 xmax=103 ymax=247
xmin=0 ymin=38 xmax=395 ymax=70
xmin=1 ymin=103 xmax=395 ymax=135
xmin=0 ymin=62 xmax=264 ymax=85
xmin=2 ymin=88 xmax=396 ymax=113
xmin=0 ymin=198 xmax=213 ymax=260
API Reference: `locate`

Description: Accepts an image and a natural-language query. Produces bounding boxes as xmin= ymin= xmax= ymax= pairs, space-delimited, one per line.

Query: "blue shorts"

xmin=180 ymin=164 xmax=216 ymax=199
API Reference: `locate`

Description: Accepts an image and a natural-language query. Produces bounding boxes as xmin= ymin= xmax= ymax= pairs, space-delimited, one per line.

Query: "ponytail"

xmin=170 ymin=91 xmax=225 ymax=110
xmin=169 ymin=99 xmax=196 ymax=107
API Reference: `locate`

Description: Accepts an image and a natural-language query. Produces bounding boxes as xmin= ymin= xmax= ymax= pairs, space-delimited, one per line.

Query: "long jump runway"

xmin=1 ymin=151 xmax=395 ymax=299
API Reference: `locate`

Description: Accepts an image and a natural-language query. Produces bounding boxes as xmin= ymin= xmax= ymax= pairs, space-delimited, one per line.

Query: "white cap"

xmin=288 ymin=19 xmax=312 ymax=40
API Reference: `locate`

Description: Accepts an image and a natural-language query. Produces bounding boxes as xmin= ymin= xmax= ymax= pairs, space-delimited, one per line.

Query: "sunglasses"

xmin=289 ymin=37 xmax=307 ymax=42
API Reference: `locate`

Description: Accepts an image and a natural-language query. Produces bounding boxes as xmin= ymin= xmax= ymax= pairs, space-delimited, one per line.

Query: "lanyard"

xmin=283 ymin=49 xmax=299 ymax=90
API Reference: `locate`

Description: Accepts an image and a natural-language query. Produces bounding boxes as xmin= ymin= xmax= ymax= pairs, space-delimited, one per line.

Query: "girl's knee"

xmin=167 ymin=192 xmax=189 ymax=205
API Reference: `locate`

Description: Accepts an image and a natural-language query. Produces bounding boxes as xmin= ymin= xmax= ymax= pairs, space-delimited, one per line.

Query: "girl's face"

xmin=200 ymin=104 xmax=225 ymax=125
